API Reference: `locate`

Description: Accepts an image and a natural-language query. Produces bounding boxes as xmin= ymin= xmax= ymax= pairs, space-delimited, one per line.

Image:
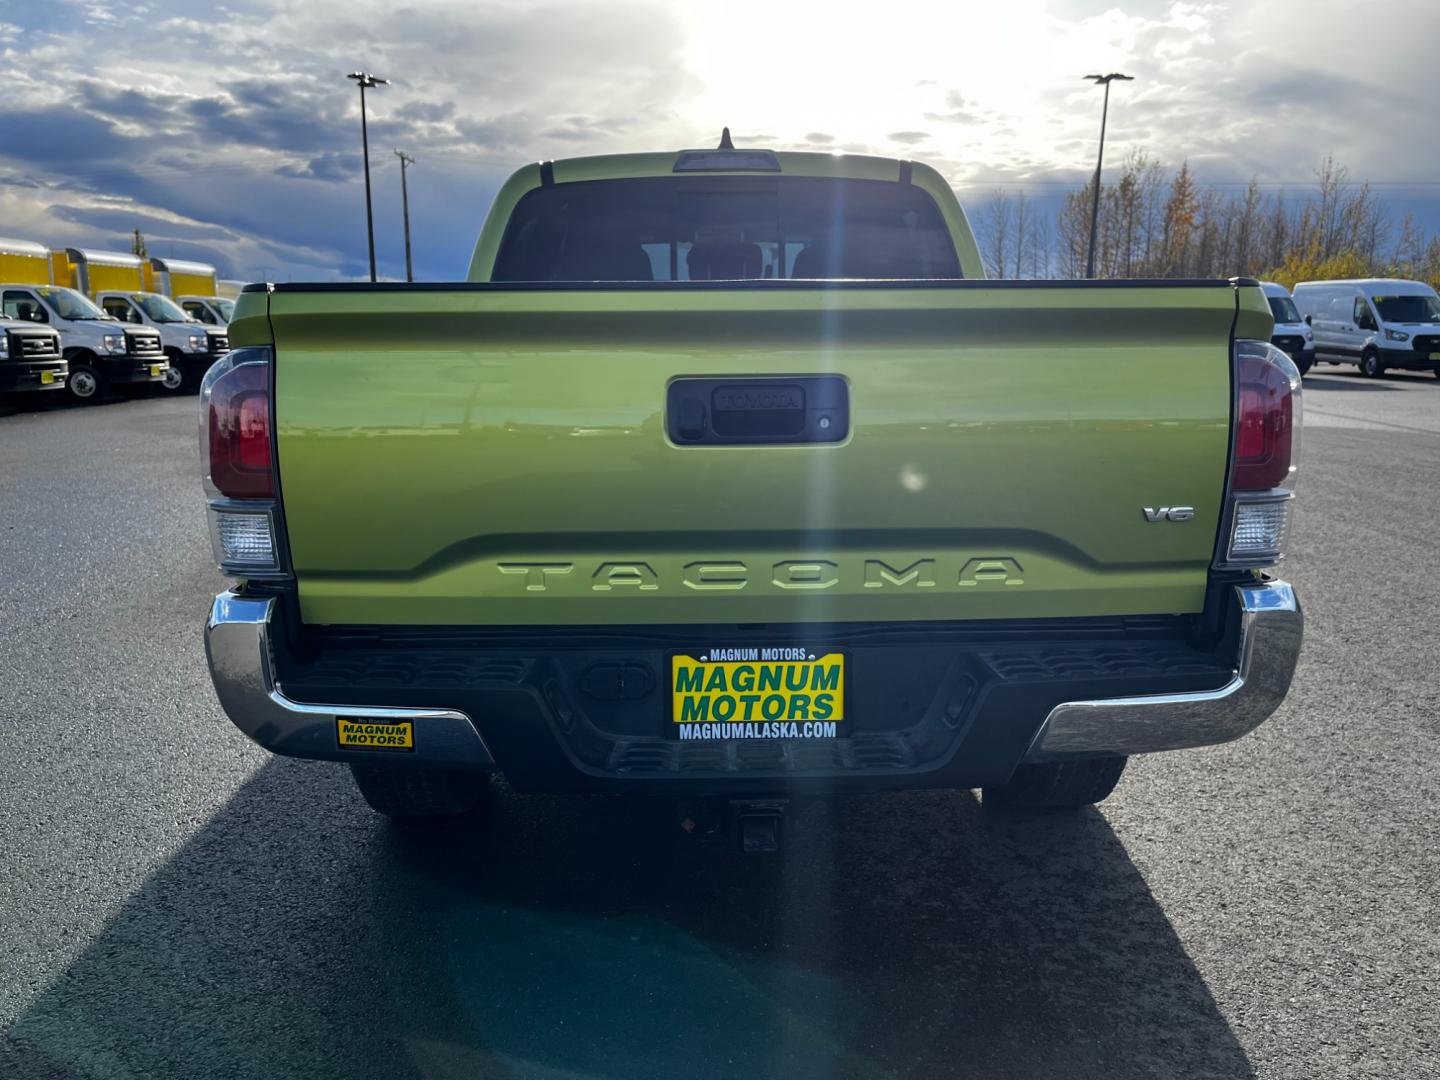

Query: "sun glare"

xmin=680 ymin=0 xmax=1124 ymax=174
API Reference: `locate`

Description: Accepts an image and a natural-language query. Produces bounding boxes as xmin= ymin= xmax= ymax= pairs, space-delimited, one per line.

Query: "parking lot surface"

xmin=1 ymin=372 xmax=1437 ymax=1079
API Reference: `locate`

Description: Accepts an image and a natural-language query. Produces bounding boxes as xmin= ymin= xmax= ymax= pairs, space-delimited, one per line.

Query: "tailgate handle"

xmin=667 ymin=376 xmax=848 ymax=445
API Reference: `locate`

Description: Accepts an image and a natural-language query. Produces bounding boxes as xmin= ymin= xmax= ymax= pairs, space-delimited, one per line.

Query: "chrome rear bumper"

xmin=1023 ymin=580 xmax=1302 ymax=761
xmin=204 ymin=592 xmax=495 ymax=769
xmin=204 ymin=580 xmax=1300 ymax=777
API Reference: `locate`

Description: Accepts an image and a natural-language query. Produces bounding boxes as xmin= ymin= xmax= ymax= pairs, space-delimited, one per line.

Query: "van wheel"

xmin=349 ymin=763 xmax=490 ymax=819
xmin=982 ymin=756 xmax=1127 ymax=810
xmin=1359 ymin=349 xmax=1385 ymax=378
xmin=161 ymin=351 xmax=187 ymax=392
xmin=66 ymin=362 xmax=107 ymax=403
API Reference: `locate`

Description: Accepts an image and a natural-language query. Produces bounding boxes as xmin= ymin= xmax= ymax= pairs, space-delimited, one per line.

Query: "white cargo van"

xmin=1293 ymin=278 xmax=1440 ymax=378
xmin=1260 ymin=282 xmax=1315 ymax=375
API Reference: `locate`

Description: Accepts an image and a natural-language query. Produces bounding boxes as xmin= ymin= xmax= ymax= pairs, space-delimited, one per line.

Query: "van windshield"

xmin=36 ymin=287 xmax=109 ymax=320
xmin=492 ymin=176 xmax=963 ymax=282
xmin=1372 ymin=295 xmax=1440 ymax=323
xmin=133 ymin=293 xmax=195 ymax=323
xmin=1267 ymin=296 xmax=1302 ymax=323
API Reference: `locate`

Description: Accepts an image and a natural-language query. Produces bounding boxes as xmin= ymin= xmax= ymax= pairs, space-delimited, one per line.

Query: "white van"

xmin=176 ymin=295 xmax=234 ymax=327
xmin=0 ymin=315 xmax=66 ymax=396
xmin=1293 ymin=278 xmax=1440 ymax=378
xmin=0 ymin=284 xmax=167 ymax=401
xmin=94 ymin=289 xmax=228 ymax=393
xmin=1260 ymin=282 xmax=1314 ymax=375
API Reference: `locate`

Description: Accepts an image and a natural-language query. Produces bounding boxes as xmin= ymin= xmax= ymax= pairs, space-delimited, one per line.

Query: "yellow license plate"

xmin=671 ymin=650 xmax=845 ymax=740
xmin=40 ymin=370 xmax=55 ymax=385
xmin=336 ymin=718 xmax=414 ymax=751
xmin=150 ymin=364 xmax=164 ymax=377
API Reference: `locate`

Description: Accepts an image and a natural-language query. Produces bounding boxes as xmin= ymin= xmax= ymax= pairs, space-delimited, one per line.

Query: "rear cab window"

xmin=492 ymin=177 xmax=963 ymax=282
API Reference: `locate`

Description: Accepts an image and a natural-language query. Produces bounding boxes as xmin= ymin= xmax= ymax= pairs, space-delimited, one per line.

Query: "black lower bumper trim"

xmin=104 ymin=357 xmax=168 ymax=383
xmin=0 ymin=362 xmax=67 ymax=392
xmin=177 ymin=353 xmax=224 ymax=375
xmin=264 ymin=614 xmax=1234 ymax=794
xmin=1380 ymin=347 xmax=1440 ymax=371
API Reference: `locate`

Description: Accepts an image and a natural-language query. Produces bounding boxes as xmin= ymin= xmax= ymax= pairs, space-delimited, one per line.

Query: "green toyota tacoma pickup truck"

xmin=202 ymin=145 xmax=1303 ymax=835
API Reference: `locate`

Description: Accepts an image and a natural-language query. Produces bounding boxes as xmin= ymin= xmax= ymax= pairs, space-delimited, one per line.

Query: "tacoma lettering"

xmin=500 ymin=557 xmax=1030 ymax=591
xmin=497 ymin=563 xmax=574 ymax=591
xmin=863 ymin=558 xmax=935 ymax=589
xmin=590 ymin=562 xmax=659 ymax=591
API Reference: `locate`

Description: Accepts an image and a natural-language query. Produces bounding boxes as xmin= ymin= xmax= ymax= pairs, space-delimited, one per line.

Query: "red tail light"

xmin=204 ymin=352 xmax=273 ymax=499
xmin=200 ymin=347 xmax=285 ymax=578
xmin=1233 ymin=345 xmax=1299 ymax=491
xmin=1220 ymin=340 xmax=1302 ymax=568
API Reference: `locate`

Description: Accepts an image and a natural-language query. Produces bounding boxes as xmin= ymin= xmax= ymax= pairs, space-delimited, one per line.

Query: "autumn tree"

xmin=1041 ymin=153 xmax=1419 ymax=286
xmin=1160 ymin=163 xmax=1199 ymax=275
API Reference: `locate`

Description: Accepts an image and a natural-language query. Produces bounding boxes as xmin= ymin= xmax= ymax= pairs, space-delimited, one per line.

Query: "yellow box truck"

xmin=39 ymin=247 xmax=221 ymax=393
xmin=1 ymin=238 xmax=53 ymax=284
xmin=52 ymin=247 xmax=146 ymax=295
xmin=148 ymin=256 xmax=233 ymax=328
xmin=0 ymin=239 xmax=66 ymax=396
xmin=1 ymin=238 xmax=166 ymax=401
xmin=147 ymin=256 xmax=218 ymax=299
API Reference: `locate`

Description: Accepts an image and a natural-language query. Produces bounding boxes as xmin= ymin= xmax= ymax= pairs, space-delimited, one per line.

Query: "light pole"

xmin=1083 ymin=72 xmax=1132 ymax=279
xmin=347 ymin=71 xmax=389 ymax=282
xmin=394 ymin=149 xmax=416 ymax=282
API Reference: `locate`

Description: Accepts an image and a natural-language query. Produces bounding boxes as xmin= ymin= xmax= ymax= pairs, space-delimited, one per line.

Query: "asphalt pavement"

xmin=1 ymin=371 xmax=1437 ymax=1080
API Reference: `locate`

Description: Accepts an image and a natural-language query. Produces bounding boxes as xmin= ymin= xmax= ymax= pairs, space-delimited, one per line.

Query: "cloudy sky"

xmin=1 ymin=0 xmax=1436 ymax=282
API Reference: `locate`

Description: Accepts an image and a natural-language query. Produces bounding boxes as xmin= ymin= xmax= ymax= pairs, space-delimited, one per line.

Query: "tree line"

xmin=978 ymin=154 xmax=1440 ymax=287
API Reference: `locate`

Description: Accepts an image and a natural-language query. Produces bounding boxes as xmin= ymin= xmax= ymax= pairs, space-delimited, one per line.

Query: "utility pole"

xmin=346 ymin=71 xmax=389 ymax=282
xmin=1083 ymin=72 xmax=1133 ymax=279
xmin=394 ymin=149 xmax=416 ymax=282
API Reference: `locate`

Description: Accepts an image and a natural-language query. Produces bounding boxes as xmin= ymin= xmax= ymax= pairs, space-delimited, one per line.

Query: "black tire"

xmin=983 ymin=756 xmax=1127 ymax=810
xmin=1296 ymin=355 xmax=1313 ymax=376
xmin=160 ymin=350 xmax=188 ymax=393
xmin=1359 ymin=349 xmax=1385 ymax=378
xmin=349 ymin=763 xmax=489 ymax=819
xmin=66 ymin=360 xmax=107 ymax=403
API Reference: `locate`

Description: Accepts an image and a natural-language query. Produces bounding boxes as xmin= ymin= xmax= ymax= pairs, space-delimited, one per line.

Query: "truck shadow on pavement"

xmin=1 ymin=760 xmax=1254 ymax=1080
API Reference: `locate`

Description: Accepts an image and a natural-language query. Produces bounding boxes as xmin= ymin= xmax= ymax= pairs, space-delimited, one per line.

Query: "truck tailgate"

xmin=267 ymin=282 xmax=1239 ymax=626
